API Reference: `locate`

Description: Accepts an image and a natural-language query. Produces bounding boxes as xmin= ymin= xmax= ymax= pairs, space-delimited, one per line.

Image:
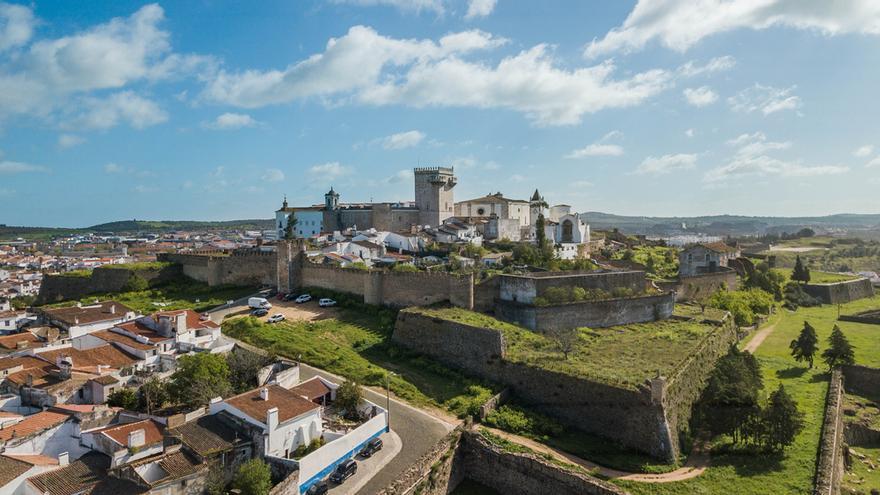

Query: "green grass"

xmin=222 ymin=310 xmax=498 ymax=413
xmin=477 ymin=429 xmax=598 ymax=477
xmin=616 ymin=295 xmax=880 ymax=495
xmin=545 ymin=427 xmax=679 ymax=474
xmin=613 ymin=246 xmax=679 ymax=280
xmin=807 ymin=271 xmax=861 ymax=284
xmin=100 ymin=261 xmax=174 ymax=271
xmin=58 ymin=269 xmax=92 ymax=278
xmin=403 ymin=306 xmax=524 ymax=332
xmin=842 ymin=444 xmax=880 ymax=493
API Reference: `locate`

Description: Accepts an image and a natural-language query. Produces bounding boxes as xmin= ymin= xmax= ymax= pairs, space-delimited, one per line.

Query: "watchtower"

xmin=413 ymin=167 xmax=457 ymax=227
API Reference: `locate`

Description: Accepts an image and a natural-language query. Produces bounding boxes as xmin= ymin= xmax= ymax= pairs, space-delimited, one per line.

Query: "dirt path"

xmin=483 ymin=427 xmax=710 ymax=483
xmin=743 ymin=318 xmax=780 ymax=354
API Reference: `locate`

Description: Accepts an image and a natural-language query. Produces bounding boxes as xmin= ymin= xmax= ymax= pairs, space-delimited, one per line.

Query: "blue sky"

xmin=1 ymin=0 xmax=879 ymax=227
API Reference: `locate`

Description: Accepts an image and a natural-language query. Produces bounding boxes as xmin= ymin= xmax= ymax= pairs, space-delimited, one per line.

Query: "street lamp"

xmin=384 ymin=371 xmax=396 ymax=432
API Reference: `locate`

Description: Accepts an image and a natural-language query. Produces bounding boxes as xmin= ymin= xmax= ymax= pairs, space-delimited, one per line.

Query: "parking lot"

xmin=252 ymin=296 xmax=341 ymax=324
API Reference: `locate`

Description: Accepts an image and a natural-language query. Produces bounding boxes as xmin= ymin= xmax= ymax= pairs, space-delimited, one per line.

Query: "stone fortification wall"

xmin=657 ymin=270 xmax=738 ymax=302
xmin=499 ymin=270 xmax=646 ymax=305
xmin=392 ymin=310 xmax=677 ymax=460
xmin=814 ymin=369 xmax=845 ymax=495
xmin=496 ymin=292 xmax=675 ymax=331
xmin=804 ymin=278 xmax=874 ymax=305
xmin=473 ymin=275 xmax=501 ymax=312
xmin=841 ymin=364 xmax=880 ymax=399
xmin=159 ymin=251 xmax=276 ymax=287
xmin=37 ymin=264 xmax=182 ymax=304
xmin=376 ymin=425 xmax=466 ymax=495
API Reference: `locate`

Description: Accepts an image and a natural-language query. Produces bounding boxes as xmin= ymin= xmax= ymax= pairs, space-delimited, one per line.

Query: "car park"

xmin=267 ymin=314 xmax=285 ymax=323
xmin=329 ymin=459 xmax=357 ymax=484
xmin=251 ymin=308 xmax=269 ymax=317
xmin=359 ymin=437 xmax=383 ymax=458
xmin=284 ymin=293 xmax=299 ymax=301
xmin=318 ymin=298 xmax=337 ymax=307
xmin=295 ymin=294 xmax=312 ymax=304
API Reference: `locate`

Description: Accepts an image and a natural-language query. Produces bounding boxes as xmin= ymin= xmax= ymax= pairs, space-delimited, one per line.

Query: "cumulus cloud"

xmin=566 ymin=131 xmax=624 ymax=158
xmin=853 ymin=145 xmax=874 ymax=158
xmin=685 ymin=128 xmax=695 ymax=138
xmin=585 ymin=0 xmax=880 ymax=57
xmin=0 ymin=2 xmax=34 ymax=52
xmin=308 ymin=162 xmax=351 ymax=180
xmin=202 ymin=25 xmax=672 ymax=126
xmin=677 ymin=56 xmax=736 ymax=77
xmin=262 ymin=168 xmax=285 ymax=182
xmin=635 ymin=153 xmax=697 ymax=175
xmin=58 ymin=134 xmax=85 ymax=148
xmin=867 ymin=156 xmax=880 ymax=168
xmin=203 ymin=112 xmax=260 ymax=130
xmin=704 ymin=132 xmax=848 ymax=182
xmin=683 ymin=86 xmax=718 ymax=107
xmin=0 ymin=160 xmax=47 ymax=174
xmin=72 ymin=91 xmax=168 ymax=130
xmin=465 ymin=0 xmax=497 ymax=20
xmin=377 ymin=130 xmax=426 ymax=149
xmin=385 ymin=169 xmax=413 ymax=183
xmin=728 ymin=84 xmax=801 ymax=115
xmin=104 ymin=162 xmax=154 ymax=177
xmin=330 ymin=0 xmax=445 ymax=15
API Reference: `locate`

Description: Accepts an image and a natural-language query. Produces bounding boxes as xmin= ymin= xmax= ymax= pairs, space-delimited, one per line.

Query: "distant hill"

xmin=86 ymin=219 xmax=275 ymax=232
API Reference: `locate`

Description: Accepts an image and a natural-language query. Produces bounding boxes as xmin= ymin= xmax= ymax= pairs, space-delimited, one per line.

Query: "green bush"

xmin=709 ymin=288 xmax=775 ymax=326
xmin=444 ymin=385 xmax=494 ymax=418
xmin=123 ymin=274 xmax=149 ymax=292
xmin=391 ymin=263 xmax=419 ymax=272
xmin=484 ymin=404 xmax=564 ymax=440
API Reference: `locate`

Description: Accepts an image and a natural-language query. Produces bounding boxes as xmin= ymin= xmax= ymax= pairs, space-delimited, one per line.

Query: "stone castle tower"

xmin=413 ymin=167 xmax=457 ymax=227
xmin=529 ymin=189 xmax=545 ymax=226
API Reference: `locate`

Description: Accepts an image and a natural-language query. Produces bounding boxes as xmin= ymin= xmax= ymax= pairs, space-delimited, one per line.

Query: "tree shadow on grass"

xmin=810 ymin=371 xmax=831 ymax=383
xmin=710 ymin=448 xmax=786 ymax=477
xmin=775 ymin=367 xmax=808 ymax=379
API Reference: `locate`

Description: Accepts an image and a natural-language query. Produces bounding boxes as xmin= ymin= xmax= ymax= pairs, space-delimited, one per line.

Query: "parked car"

xmin=305 ymin=481 xmax=328 ymax=495
xmin=284 ymin=293 xmax=299 ymax=301
xmin=318 ymin=298 xmax=337 ymax=307
xmin=359 ymin=437 xmax=383 ymax=458
xmin=248 ymin=297 xmax=272 ymax=309
xmin=251 ymin=308 xmax=269 ymax=317
xmin=295 ymin=294 xmax=312 ymax=304
xmin=267 ymin=314 xmax=285 ymax=323
xmin=276 ymin=293 xmax=287 ymax=301
xmin=329 ymin=459 xmax=357 ymax=484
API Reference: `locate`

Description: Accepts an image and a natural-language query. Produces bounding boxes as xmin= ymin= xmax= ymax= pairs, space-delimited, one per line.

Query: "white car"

xmin=319 ymin=298 xmax=337 ymax=307
xmin=267 ymin=314 xmax=285 ymax=323
xmin=295 ymin=294 xmax=312 ymax=304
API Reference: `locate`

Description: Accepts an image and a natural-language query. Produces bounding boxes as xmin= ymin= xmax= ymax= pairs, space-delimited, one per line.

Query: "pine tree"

xmin=791 ymin=255 xmax=811 ymax=284
xmin=283 ymin=213 xmax=297 ymax=240
xmin=821 ymin=325 xmax=855 ymax=369
xmin=762 ymin=384 xmax=804 ymax=451
xmin=789 ymin=321 xmax=819 ymax=368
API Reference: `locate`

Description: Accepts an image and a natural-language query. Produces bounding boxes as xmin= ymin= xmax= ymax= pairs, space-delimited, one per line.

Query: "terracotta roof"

xmin=0 ymin=411 xmax=70 ymax=442
xmin=5 ymin=365 xmax=59 ymax=388
xmin=40 ymin=301 xmax=135 ymax=327
xmin=26 ymin=452 xmax=147 ymax=495
xmin=153 ymin=309 xmax=220 ymax=331
xmin=0 ymin=310 xmax=24 ymax=319
xmin=3 ymin=453 xmax=59 ymax=466
xmin=135 ymin=450 xmax=204 ymax=485
xmin=225 ymin=384 xmax=320 ymax=425
xmin=92 ymin=330 xmax=155 ymax=351
xmin=0 ymin=455 xmax=31 ymax=487
xmin=0 ymin=355 xmax=47 ymax=372
xmin=36 ymin=345 xmax=139 ymax=372
xmin=698 ymin=242 xmax=738 ymax=254
xmin=0 ymin=332 xmax=42 ymax=351
xmin=169 ymin=415 xmax=238 ymax=457
xmin=290 ymin=377 xmax=333 ymax=402
xmin=91 ymin=375 xmax=119 ymax=386
xmin=95 ymin=419 xmax=164 ymax=448
xmin=114 ymin=320 xmax=168 ymax=343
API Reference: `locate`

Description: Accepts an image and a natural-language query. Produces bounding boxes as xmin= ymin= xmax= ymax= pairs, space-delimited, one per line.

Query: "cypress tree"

xmin=762 ymin=384 xmax=804 ymax=451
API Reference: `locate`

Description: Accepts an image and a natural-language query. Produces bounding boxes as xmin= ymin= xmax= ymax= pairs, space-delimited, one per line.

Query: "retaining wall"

xmin=496 ymin=292 xmax=675 ymax=331
xmin=657 ymin=270 xmax=739 ymax=302
xmin=36 ymin=264 xmax=182 ymax=304
xmin=814 ymin=369 xmax=844 ymax=495
xmin=499 ymin=270 xmax=646 ymax=305
xmin=375 ymin=425 xmax=466 ymax=495
xmin=159 ymin=251 xmax=276 ymax=287
xmin=841 ymin=365 xmax=880 ymax=399
xmin=804 ymin=278 xmax=874 ymax=305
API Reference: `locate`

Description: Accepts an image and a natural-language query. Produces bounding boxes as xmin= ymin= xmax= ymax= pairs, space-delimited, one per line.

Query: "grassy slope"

xmin=45 ymin=281 xmax=254 ymax=314
xmin=842 ymin=445 xmax=880 ymax=492
xmin=617 ymin=296 xmax=880 ymax=495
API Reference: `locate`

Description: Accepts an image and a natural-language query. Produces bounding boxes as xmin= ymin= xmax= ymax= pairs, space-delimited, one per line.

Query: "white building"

xmin=38 ymin=302 xmax=138 ymax=339
xmin=679 ymin=242 xmax=741 ymax=277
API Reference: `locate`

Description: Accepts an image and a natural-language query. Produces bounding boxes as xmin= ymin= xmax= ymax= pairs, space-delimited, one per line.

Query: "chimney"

xmin=128 ymin=428 xmax=146 ymax=448
xmin=110 ymin=305 xmax=116 ymax=314
xmin=266 ymin=407 xmax=279 ymax=432
xmin=97 ymin=364 xmax=106 ymax=374
xmin=74 ymin=317 xmax=79 ymax=325
xmin=259 ymin=387 xmax=269 ymax=401
xmin=58 ymin=452 xmax=69 ymax=466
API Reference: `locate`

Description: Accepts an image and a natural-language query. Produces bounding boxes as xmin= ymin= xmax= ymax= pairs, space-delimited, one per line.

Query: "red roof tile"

xmin=36 ymin=345 xmax=139 ymax=372
xmin=0 ymin=411 xmax=70 ymax=442
xmin=96 ymin=419 xmax=164 ymax=448
xmin=290 ymin=377 xmax=333 ymax=402
xmin=225 ymin=384 xmax=320 ymax=425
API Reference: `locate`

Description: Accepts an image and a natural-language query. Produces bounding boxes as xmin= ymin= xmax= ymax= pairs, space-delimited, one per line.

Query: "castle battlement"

xmin=413 ymin=166 xmax=454 ymax=174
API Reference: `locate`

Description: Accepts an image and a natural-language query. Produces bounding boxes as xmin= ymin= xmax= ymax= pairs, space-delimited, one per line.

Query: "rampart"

xmin=496 ymin=292 xmax=675 ymax=331
xmin=657 ymin=270 xmax=739 ymax=302
xmin=803 ymin=278 xmax=874 ymax=305
xmin=813 ymin=369 xmax=845 ymax=495
xmin=37 ymin=264 xmax=182 ymax=304
xmin=392 ymin=309 xmax=738 ymax=460
xmin=498 ymin=270 xmax=646 ymax=304
xmin=159 ymin=250 xmax=276 ymax=287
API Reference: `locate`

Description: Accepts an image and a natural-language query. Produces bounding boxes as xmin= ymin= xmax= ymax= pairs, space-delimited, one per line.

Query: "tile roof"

xmin=169 ymin=415 xmax=238 ymax=457
xmin=90 ymin=375 xmax=119 ymax=386
xmin=26 ymin=452 xmax=147 ymax=495
xmin=5 ymin=365 xmax=60 ymax=388
xmin=0 ymin=411 xmax=70 ymax=442
xmin=3 ymin=453 xmax=59 ymax=466
xmin=0 ymin=455 xmax=31 ymax=487
xmin=225 ymin=384 xmax=320 ymax=425
xmin=114 ymin=320 xmax=169 ymax=343
xmin=153 ymin=309 xmax=220 ymax=331
xmin=135 ymin=450 xmax=204 ymax=485
xmin=0 ymin=332 xmax=43 ymax=351
xmin=36 ymin=345 xmax=139 ymax=372
xmin=290 ymin=377 xmax=333 ymax=402
xmin=40 ymin=301 xmax=135 ymax=327
xmin=0 ymin=355 xmax=48 ymax=372
xmin=92 ymin=330 xmax=155 ymax=351
xmin=95 ymin=419 xmax=164 ymax=448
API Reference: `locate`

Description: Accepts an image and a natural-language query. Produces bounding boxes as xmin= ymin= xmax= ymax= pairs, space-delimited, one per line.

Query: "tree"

xmin=336 ymin=379 xmax=363 ymax=419
xmin=789 ymin=321 xmax=819 ymax=368
xmin=791 ymin=255 xmax=811 ymax=284
xmin=699 ymin=346 xmax=764 ymax=444
xmin=283 ymin=213 xmax=297 ymax=240
xmin=232 ymin=458 xmax=272 ymax=495
xmin=744 ymin=262 xmax=785 ymax=300
xmin=168 ymin=353 xmax=231 ymax=408
xmin=547 ymin=327 xmax=579 ymax=360
xmin=762 ymin=384 xmax=805 ymax=451
xmin=123 ymin=274 xmax=149 ymax=292
xmin=138 ymin=377 xmax=170 ymax=414
xmin=821 ymin=325 xmax=855 ymax=369
xmin=227 ymin=348 xmax=272 ymax=394
xmin=107 ymin=388 xmax=138 ymax=410
xmin=535 ymin=214 xmax=547 ymax=249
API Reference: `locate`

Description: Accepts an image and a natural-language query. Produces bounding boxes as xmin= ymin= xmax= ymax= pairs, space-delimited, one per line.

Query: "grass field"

xmin=842 ymin=445 xmax=880 ymax=493
xmin=45 ymin=280 xmax=254 ymax=314
xmin=222 ymin=310 xmax=498 ymax=414
xmin=616 ymin=295 xmax=880 ymax=495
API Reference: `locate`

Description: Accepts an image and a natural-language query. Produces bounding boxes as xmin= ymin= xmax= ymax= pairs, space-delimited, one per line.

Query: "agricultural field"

xmin=617 ymin=295 xmax=880 ymax=495
xmin=764 ymin=238 xmax=880 ymax=274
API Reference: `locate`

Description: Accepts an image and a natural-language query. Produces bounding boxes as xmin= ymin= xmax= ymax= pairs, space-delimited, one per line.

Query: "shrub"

xmin=444 ymin=385 xmax=493 ymax=418
xmin=233 ymin=459 xmax=271 ymax=495
xmin=484 ymin=405 xmax=564 ymax=440
xmin=709 ymin=289 xmax=774 ymax=326
xmin=123 ymin=274 xmax=149 ymax=292
xmin=391 ymin=263 xmax=419 ymax=273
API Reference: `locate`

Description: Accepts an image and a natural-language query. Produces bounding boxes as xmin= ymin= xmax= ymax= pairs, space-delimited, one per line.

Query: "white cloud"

xmin=73 ymin=91 xmax=168 ymax=130
xmin=203 ymin=112 xmax=260 ymax=130
xmin=585 ymin=0 xmax=880 ymax=57
xmin=853 ymin=145 xmax=874 ymax=158
xmin=565 ymin=131 xmax=624 ymax=158
xmin=635 ymin=153 xmax=697 ymax=175
xmin=705 ymin=132 xmax=848 ymax=182
xmin=378 ymin=130 xmax=426 ymax=149
xmin=465 ymin=0 xmax=497 ymax=20
xmin=728 ymin=84 xmax=801 ymax=115
xmin=0 ymin=160 xmax=47 ymax=174
xmin=133 ymin=184 xmax=158 ymax=193
xmin=104 ymin=161 xmax=154 ymax=177
xmin=262 ymin=168 xmax=285 ymax=182
xmin=678 ymin=56 xmax=736 ymax=77
xmin=867 ymin=156 xmax=880 ymax=168
xmin=0 ymin=2 xmax=35 ymax=52
xmin=58 ymin=134 xmax=85 ymax=148
xmin=309 ymin=162 xmax=351 ymax=180
xmin=385 ymin=169 xmax=413 ymax=183
xmin=104 ymin=163 xmax=123 ymax=174
xmin=685 ymin=128 xmax=695 ymax=138
xmin=330 ymin=0 xmax=445 ymax=15
xmin=571 ymin=180 xmax=594 ymax=188
xmin=203 ymin=25 xmax=672 ymax=126
xmin=683 ymin=86 xmax=718 ymax=107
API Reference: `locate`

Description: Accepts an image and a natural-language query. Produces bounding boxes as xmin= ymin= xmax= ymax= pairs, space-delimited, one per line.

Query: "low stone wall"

xmin=495 ymin=292 xmax=675 ymax=331
xmin=814 ymin=369 xmax=844 ymax=495
xmin=459 ymin=430 xmax=627 ymax=495
xmin=499 ymin=270 xmax=646 ymax=305
xmin=841 ymin=365 xmax=880 ymax=399
xmin=478 ymin=388 xmax=511 ymax=421
xmin=804 ymin=278 xmax=874 ymax=305
xmin=657 ymin=270 xmax=738 ymax=302
xmin=375 ymin=425 xmax=466 ymax=495
xmin=838 ymin=309 xmax=880 ymax=325
xmin=37 ymin=264 xmax=182 ymax=303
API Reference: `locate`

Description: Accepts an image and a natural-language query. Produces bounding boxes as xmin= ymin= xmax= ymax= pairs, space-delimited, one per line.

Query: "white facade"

xmin=276 ymin=209 xmax=324 ymax=240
